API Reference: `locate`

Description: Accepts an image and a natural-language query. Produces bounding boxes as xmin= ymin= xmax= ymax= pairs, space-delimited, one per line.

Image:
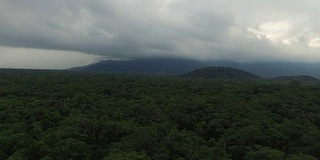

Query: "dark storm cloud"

xmin=1 ymin=0 xmax=320 ymax=63
xmin=0 ymin=0 xmax=234 ymax=58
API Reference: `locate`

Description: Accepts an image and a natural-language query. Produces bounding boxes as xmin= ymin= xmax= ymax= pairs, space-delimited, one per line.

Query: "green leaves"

xmin=244 ymin=147 xmax=285 ymax=160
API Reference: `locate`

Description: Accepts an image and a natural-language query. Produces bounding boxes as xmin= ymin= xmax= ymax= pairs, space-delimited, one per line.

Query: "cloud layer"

xmin=1 ymin=0 xmax=320 ymax=68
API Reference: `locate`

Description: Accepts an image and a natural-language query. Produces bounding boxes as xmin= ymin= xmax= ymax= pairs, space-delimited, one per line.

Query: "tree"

xmin=244 ymin=147 xmax=285 ymax=160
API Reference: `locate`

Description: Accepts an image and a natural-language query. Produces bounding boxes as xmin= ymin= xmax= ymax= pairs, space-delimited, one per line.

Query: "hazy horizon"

xmin=1 ymin=0 xmax=320 ymax=69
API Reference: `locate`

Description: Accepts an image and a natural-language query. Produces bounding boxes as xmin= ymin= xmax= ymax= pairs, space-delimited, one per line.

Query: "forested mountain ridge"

xmin=271 ymin=75 xmax=320 ymax=82
xmin=0 ymin=69 xmax=320 ymax=159
xmin=183 ymin=66 xmax=261 ymax=80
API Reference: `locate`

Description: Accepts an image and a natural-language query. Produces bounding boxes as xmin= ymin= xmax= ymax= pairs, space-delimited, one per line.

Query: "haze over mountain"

xmin=71 ymin=58 xmax=320 ymax=78
xmin=1 ymin=1 xmax=320 ymax=69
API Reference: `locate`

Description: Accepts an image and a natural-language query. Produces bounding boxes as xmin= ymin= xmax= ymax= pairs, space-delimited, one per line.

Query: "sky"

xmin=1 ymin=0 xmax=320 ymax=69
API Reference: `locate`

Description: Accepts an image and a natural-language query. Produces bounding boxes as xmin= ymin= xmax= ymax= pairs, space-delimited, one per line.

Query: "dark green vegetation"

xmin=183 ymin=66 xmax=261 ymax=80
xmin=184 ymin=67 xmax=320 ymax=83
xmin=1 ymin=69 xmax=320 ymax=160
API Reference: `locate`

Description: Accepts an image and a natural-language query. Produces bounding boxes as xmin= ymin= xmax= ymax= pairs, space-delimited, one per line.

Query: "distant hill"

xmin=183 ymin=66 xmax=261 ymax=80
xmin=70 ymin=58 xmax=208 ymax=74
xmin=271 ymin=75 xmax=320 ymax=82
xmin=70 ymin=58 xmax=320 ymax=78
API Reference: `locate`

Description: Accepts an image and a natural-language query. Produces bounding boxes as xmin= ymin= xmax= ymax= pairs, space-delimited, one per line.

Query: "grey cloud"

xmin=1 ymin=0 xmax=320 ymax=63
xmin=0 ymin=0 xmax=234 ymax=58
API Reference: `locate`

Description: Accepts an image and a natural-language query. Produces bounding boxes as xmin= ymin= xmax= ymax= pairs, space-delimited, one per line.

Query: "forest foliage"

xmin=0 ymin=69 xmax=320 ymax=160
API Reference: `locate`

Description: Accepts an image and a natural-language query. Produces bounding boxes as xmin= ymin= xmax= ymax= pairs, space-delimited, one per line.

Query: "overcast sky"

xmin=1 ymin=0 xmax=320 ymax=69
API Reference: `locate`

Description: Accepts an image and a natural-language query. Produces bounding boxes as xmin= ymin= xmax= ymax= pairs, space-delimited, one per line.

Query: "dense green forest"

xmin=1 ymin=69 xmax=320 ymax=160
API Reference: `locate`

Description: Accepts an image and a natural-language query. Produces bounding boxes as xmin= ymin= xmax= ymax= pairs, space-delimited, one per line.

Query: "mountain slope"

xmin=70 ymin=58 xmax=208 ymax=74
xmin=183 ymin=66 xmax=261 ymax=80
xmin=271 ymin=75 xmax=320 ymax=82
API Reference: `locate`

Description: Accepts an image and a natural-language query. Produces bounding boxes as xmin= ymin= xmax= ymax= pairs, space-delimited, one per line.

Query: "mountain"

xmin=70 ymin=58 xmax=320 ymax=78
xmin=271 ymin=75 xmax=320 ymax=82
xmin=230 ymin=62 xmax=320 ymax=79
xmin=183 ymin=66 xmax=261 ymax=80
xmin=70 ymin=58 xmax=208 ymax=74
